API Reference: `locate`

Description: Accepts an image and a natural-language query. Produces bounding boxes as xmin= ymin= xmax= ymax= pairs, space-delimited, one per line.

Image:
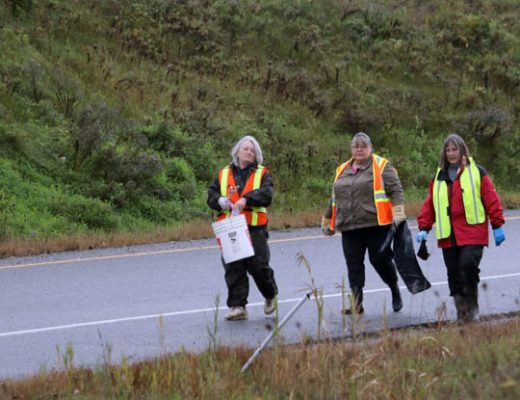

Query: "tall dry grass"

xmin=2 ymin=317 xmax=519 ymax=399
xmin=0 ymin=201 xmax=428 ymax=258
xmin=0 ymin=209 xmax=324 ymax=258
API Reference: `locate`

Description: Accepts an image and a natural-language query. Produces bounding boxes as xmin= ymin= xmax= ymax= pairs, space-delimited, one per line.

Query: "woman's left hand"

xmin=493 ymin=227 xmax=505 ymax=246
xmin=232 ymin=197 xmax=247 ymax=216
xmin=392 ymin=205 xmax=407 ymax=226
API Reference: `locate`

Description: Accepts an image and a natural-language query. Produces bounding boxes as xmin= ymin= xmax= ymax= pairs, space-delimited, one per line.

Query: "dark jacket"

xmin=417 ymin=163 xmax=504 ymax=248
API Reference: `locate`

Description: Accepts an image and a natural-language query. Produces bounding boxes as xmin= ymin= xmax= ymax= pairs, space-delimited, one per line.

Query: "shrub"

xmin=130 ymin=196 xmax=182 ymax=224
xmin=47 ymin=194 xmax=120 ymax=231
xmin=162 ymin=157 xmax=198 ymax=201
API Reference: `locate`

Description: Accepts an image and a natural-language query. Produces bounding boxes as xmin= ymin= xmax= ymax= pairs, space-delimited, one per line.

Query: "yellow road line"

xmin=1 ymin=216 xmax=518 ymax=270
xmin=0 ymin=235 xmax=325 ymax=270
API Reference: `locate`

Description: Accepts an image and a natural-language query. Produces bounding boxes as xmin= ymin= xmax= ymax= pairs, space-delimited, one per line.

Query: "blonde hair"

xmin=231 ymin=135 xmax=263 ymax=166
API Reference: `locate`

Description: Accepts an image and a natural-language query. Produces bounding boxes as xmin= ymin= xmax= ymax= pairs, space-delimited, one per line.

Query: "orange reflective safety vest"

xmin=217 ymin=165 xmax=268 ymax=226
xmin=329 ymin=154 xmax=393 ymax=230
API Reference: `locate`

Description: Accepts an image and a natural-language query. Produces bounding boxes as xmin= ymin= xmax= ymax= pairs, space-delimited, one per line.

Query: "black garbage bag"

xmin=417 ymin=240 xmax=430 ymax=260
xmin=379 ymin=221 xmax=431 ymax=294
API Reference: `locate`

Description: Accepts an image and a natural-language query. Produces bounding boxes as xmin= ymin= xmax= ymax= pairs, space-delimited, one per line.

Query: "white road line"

xmin=1 ymin=272 xmax=519 ymax=339
xmin=1 ymin=215 xmax=518 ymax=271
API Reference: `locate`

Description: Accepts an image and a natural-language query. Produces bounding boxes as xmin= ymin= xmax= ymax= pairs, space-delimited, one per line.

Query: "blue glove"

xmin=493 ymin=227 xmax=505 ymax=246
xmin=415 ymin=230 xmax=428 ymax=243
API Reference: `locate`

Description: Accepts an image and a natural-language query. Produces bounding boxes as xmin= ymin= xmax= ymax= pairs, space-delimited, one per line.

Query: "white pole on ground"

xmin=241 ymin=291 xmax=312 ymax=373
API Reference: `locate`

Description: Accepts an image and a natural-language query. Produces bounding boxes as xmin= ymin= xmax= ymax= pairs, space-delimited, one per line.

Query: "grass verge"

xmin=2 ymin=315 xmax=519 ymax=399
xmin=1 ymin=193 xmax=518 ymax=258
xmin=0 ymin=203 xmax=424 ymax=257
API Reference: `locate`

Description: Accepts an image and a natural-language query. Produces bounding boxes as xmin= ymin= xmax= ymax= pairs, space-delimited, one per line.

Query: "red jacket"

xmin=417 ymin=164 xmax=504 ymax=248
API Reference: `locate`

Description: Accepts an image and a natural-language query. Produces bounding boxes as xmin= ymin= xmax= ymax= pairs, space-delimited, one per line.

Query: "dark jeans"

xmin=223 ymin=226 xmax=278 ymax=308
xmin=341 ymin=225 xmax=399 ymax=289
xmin=442 ymin=245 xmax=483 ymax=305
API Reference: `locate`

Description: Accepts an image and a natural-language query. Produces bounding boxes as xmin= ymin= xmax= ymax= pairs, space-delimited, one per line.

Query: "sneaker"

xmin=264 ymin=297 xmax=276 ymax=315
xmin=225 ymin=306 xmax=248 ymax=321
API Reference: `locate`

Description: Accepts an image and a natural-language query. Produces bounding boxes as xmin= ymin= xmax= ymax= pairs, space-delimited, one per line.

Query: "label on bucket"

xmin=211 ymin=214 xmax=255 ymax=263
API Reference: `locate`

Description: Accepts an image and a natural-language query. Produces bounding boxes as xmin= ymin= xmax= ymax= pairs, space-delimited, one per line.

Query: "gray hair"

xmin=351 ymin=132 xmax=372 ymax=148
xmin=439 ymin=133 xmax=470 ymax=171
xmin=231 ymin=135 xmax=263 ymax=166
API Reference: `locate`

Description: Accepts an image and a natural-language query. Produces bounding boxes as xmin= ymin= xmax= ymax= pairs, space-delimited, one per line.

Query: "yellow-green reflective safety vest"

xmin=433 ymin=157 xmax=485 ymax=239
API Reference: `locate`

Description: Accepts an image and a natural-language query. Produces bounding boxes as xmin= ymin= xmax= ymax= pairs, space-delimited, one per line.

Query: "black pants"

xmin=442 ymin=245 xmax=483 ymax=305
xmin=223 ymin=227 xmax=278 ymax=308
xmin=341 ymin=225 xmax=398 ymax=289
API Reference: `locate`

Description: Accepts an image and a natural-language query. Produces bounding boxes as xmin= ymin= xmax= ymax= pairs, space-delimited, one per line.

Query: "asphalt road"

xmin=1 ymin=211 xmax=519 ymax=380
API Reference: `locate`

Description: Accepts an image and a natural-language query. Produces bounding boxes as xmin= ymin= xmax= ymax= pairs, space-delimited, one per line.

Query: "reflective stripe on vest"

xmin=432 ymin=157 xmax=485 ymax=239
xmin=329 ymin=154 xmax=393 ymax=230
xmin=329 ymin=161 xmax=350 ymax=230
xmin=217 ymin=165 xmax=267 ymax=226
xmin=461 ymin=159 xmax=485 ymax=225
xmin=433 ymin=171 xmax=450 ymax=240
xmin=372 ymin=155 xmax=393 ymax=226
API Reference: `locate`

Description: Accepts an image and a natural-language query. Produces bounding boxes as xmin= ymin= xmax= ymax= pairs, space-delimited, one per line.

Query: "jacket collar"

xmin=233 ymin=161 xmax=258 ymax=171
xmin=438 ymin=159 xmax=471 ymax=181
xmin=348 ymin=156 xmax=372 ymax=172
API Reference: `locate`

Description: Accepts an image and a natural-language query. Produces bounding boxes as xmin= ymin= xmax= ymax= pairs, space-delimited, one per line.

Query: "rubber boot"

xmin=453 ymin=294 xmax=467 ymax=321
xmin=390 ymin=282 xmax=403 ymax=312
xmin=343 ymin=286 xmax=364 ymax=315
xmin=466 ymin=303 xmax=480 ymax=322
xmin=465 ymin=286 xmax=480 ymax=322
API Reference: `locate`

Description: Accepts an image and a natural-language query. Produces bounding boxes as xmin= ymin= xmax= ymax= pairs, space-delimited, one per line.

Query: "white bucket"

xmin=211 ymin=214 xmax=255 ymax=263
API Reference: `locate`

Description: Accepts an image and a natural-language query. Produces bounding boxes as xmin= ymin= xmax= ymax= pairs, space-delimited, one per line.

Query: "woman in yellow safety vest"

xmin=322 ymin=132 xmax=406 ymax=315
xmin=207 ymin=135 xmax=278 ymax=321
xmin=416 ymin=134 xmax=505 ymax=322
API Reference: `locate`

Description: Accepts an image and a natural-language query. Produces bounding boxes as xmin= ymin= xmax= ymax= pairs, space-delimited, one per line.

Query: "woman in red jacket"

xmin=416 ymin=134 xmax=505 ymax=322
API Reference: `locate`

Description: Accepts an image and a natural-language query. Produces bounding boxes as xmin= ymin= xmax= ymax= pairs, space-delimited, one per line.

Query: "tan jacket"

xmin=324 ymin=156 xmax=404 ymax=231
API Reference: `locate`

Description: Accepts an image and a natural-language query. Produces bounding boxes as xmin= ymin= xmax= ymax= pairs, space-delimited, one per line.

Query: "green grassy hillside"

xmin=1 ymin=0 xmax=519 ymax=243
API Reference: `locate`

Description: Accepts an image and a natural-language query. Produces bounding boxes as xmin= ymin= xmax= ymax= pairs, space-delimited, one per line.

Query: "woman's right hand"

xmin=321 ymin=217 xmax=335 ymax=236
xmin=218 ymin=197 xmax=231 ymax=210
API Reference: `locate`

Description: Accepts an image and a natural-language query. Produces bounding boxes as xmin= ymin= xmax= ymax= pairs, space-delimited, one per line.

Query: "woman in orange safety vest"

xmin=322 ymin=132 xmax=406 ymax=315
xmin=207 ymin=135 xmax=278 ymax=321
